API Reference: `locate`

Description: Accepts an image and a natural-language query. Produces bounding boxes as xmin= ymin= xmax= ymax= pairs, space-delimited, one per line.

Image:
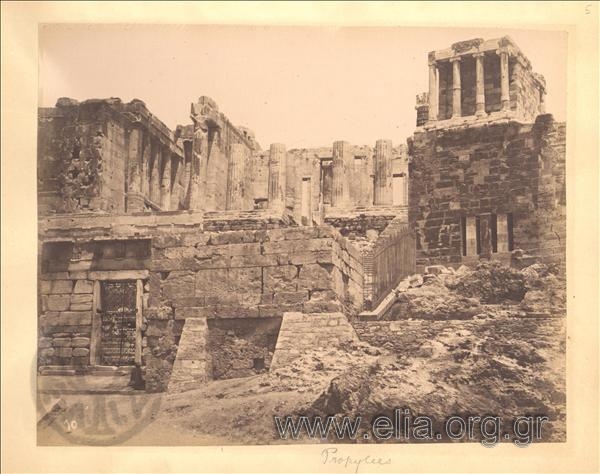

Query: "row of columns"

xmin=330 ymin=139 xmax=400 ymax=208
xmin=428 ymin=49 xmax=511 ymax=121
xmin=127 ymin=127 xmax=182 ymax=212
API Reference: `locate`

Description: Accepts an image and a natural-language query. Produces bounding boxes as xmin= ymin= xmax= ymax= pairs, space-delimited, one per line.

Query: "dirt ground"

xmin=38 ymin=262 xmax=566 ymax=446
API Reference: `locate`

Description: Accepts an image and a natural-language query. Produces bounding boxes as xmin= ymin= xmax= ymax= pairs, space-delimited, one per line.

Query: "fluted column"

xmin=373 ymin=139 xmax=393 ymax=205
xmin=450 ymin=57 xmax=462 ymax=118
xmin=268 ymin=143 xmax=286 ymax=210
xmin=150 ymin=146 xmax=161 ymax=205
xmin=226 ymin=143 xmax=246 ymax=210
xmin=160 ymin=153 xmax=171 ymax=211
xmin=474 ymin=52 xmax=486 ymax=116
xmin=428 ymin=61 xmax=438 ymax=121
xmin=331 ymin=141 xmax=352 ymax=208
xmin=141 ymin=138 xmax=150 ymax=197
xmin=499 ymin=49 xmax=510 ymax=111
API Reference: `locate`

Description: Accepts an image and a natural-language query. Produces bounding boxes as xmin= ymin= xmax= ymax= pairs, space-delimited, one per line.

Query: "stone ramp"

xmin=168 ymin=317 xmax=210 ymax=393
xmin=270 ymin=312 xmax=358 ymax=369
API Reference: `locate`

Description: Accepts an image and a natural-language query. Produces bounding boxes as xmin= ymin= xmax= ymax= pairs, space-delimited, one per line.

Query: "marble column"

xmin=141 ymin=138 xmax=150 ymax=197
xmin=126 ymin=127 xmax=144 ymax=212
xmin=150 ymin=145 xmax=161 ymax=205
xmin=160 ymin=153 xmax=171 ymax=211
xmin=474 ymin=52 xmax=486 ymax=116
xmin=331 ymin=140 xmax=352 ymax=208
xmin=268 ymin=143 xmax=286 ymax=210
xmin=226 ymin=143 xmax=246 ymax=210
xmin=428 ymin=61 xmax=438 ymax=121
xmin=499 ymin=49 xmax=510 ymax=111
xmin=373 ymin=139 xmax=393 ymax=205
xmin=450 ymin=57 xmax=462 ymax=118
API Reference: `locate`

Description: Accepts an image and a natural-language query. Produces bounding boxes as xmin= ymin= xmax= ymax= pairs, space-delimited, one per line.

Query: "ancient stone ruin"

xmin=37 ymin=36 xmax=565 ymax=393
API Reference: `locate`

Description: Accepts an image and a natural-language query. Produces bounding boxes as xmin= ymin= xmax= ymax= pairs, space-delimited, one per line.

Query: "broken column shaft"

xmin=268 ymin=143 xmax=287 ymax=210
xmin=331 ymin=140 xmax=352 ymax=208
xmin=373 ymin=139 xmax=393 ymax=205
xmin=226 ymin=143 xmax=247 ymax=210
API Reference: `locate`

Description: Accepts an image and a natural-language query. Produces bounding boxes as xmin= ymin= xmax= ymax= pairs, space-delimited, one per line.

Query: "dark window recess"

xmin=460 ymin=216 xmax=467 ymax=256
xmin=253 ymin=358 xmax=265 ymax=371
xmin=491 ymin=213 xmax=498 ymax=253
xmin=91 ymin=239 xmax=151 ymax=270
xmin=507 ymin=213 xmax=514 ymax=251
xmin=41 ymin=241 xmax=74 ymax=273
xmin=475 ymin=216 xmax=481 ymax=255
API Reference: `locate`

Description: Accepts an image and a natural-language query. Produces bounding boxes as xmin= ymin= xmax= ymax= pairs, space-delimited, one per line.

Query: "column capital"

xmin=449 ymin=56 xmax=462 ymax=63
xmin=495 ymin=48 xmax=510 ymax=57
xmin=473 ymin=52 xmax=485 ymax=59
xmin=428 ymin=59 xmax=437 ymax=68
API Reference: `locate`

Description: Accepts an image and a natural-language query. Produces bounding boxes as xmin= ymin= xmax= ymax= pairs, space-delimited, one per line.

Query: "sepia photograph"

xmin=35 ymin=23 xmax=567 ymax=447
xmin=1 ymin=2 xmax=598 ymax=473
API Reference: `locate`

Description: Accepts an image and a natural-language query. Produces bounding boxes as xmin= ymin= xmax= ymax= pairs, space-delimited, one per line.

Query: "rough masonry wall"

xmin=408 ymin=114 xmax=566 ymax=269
xmin=38 ymin=212 xmax=365 ymax=391
xmin=38 ymin=100 xmax=119 ymax=214
xmin=207 ymin=317 xmax=282 ymax=379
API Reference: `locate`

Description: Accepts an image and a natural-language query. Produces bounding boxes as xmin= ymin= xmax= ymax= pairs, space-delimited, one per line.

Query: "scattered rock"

xmin=312 ymin=361 xmax=378 ymax=414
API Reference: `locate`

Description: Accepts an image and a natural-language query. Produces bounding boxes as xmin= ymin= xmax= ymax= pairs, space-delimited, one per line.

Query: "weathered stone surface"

xmin=51 ymin=280 xmax=73 ymax=294
xmin=40 ymin=280 xmax=52 ymax=295
xmin=73 ymin=280 xmax=93 ymax=294
xmin=448 ymin=261 xmax=527 ymax=303
xmin=312 ymin=361 xmax=376 ymax=414
xmin=52 ymin=337 xmax=72 ymax=347
xmin=54 ymin=347 xmax=72 ymax=358
xmin=40 ymin=311 xmax=92 ymax=327
xmin=162 ymin=271 xmax=196 ymax=300
xmin=72 ymin=348 xmax=90 ymax=357
xmin=70 ymin=293 xmax=92 ymax=304
xmin=296 ymin=263 xmax=331 ymax=291
xmin=71 ymin=337 xmax=90 ymax=347
xmin=263 ymin=265 xmax=298 ymax=292
xmin=46 ymin=294 xmax=71 ymax=311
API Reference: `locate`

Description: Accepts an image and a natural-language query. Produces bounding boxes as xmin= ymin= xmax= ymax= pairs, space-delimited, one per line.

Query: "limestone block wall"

xmin=39 ymin=277 xmax=94 ymax=366
xmin=39 ymin=211 xmax=366 ymax=391
xmin=38 ymin=98 xmax=187 ymax=215
xmin=207 ymin=317 xmax=282 ymax=380
xmin=408 ymin=114 xmax=566 ymax=269
xmin=270 ymin=312 xmax=358 ymax=369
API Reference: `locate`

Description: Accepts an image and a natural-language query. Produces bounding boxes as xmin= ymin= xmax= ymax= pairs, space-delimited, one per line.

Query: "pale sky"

xmin=39 ymin=25 xmax=567 ymax=148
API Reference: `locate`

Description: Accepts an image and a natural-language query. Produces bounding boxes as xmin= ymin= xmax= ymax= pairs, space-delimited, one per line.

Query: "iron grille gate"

xmin=100 ymin=280 xmax=137 ymax=366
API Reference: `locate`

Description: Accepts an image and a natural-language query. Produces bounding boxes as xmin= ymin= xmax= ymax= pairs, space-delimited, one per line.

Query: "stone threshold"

xmin=39 ymin=365 xmax=134 ymax=376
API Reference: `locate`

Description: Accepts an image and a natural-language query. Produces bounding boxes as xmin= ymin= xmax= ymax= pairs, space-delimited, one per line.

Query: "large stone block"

xmin=52 ymin=337 xmax=72 ymax=347
xmin=51 ymin=280 xmax=73 ymax=294
xmin=195 ymin=267 xmax=262 ymax=296
xmin=40 ymin=311 xmax=92 ymax=327
xmin=54 ymin=347 xmax=73 ymax=358
xmin=263 ymin=265 xmax=298 ymax=292
xmin=297 ymin=263 xmax=332 ymax=291
xmin=40 ymin=280 xmax=52 ymax=295
xmin=72 ymin=337 xmax=90 ymax=348
xmin=174 ymin=307 xmax=208 ymax=320
xmin=273 ymin=291 xmax=309 ymax=305
xmin=73 ymin=279 xmax=94 ymax=294
xmin=162 ymin=271 xmax=196 ymax=300
xmin=71 ymin=294 xmax=93 ymax=304
xmin=208 ymin=230 xmax=257 ymax=246
xmin=46 ymin=294 xmax=71 ymax=311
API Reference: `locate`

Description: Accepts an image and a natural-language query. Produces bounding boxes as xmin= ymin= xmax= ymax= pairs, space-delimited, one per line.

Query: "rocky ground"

xmin=38 ymin=260 xmax=566 ymax=446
